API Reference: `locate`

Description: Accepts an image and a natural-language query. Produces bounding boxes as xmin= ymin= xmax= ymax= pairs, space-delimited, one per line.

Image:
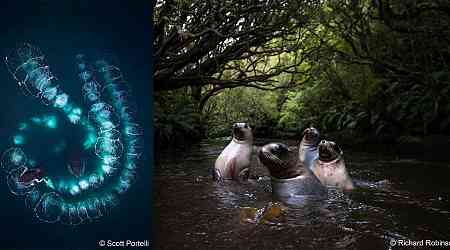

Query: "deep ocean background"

xmin=0 ymin=0 xmax=153 ymax=249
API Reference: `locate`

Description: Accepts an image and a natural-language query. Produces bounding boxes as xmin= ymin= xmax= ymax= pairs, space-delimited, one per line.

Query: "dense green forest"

xmin=153 ymin=0 xmax=450 ymax=148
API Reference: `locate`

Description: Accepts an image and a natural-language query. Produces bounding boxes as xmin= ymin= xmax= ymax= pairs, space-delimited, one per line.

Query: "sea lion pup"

xmin=312 ymin=140 xmax=355 ymax=191
xmin=299 ymin=127 xmax=320 ymax=170
xmin=213 ymin=122 xmax=253 ymax=182
xmin=258 ymin=143 xmax=326 ymax=201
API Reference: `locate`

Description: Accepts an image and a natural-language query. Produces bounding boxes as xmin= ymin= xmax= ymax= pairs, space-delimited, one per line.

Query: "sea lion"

xmin=258 ymin=143 xmax=326 ymax=201
xmin=312 ymin=140 xmax=355 ymax=191
xmin=213 ymin=122 xmax=253 ymax=182
xmin=299 ymin=127 xmax=320 ymax=170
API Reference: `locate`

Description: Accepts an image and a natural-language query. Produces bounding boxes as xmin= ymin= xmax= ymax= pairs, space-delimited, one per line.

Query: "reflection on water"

xmin=155 ymin=138 xmax=450 ymax=249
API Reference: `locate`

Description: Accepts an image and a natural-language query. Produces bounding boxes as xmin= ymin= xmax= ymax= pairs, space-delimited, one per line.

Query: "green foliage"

xmin=278 ymin=0 xmax=450 ymax=138
xmin=278 ymin=84 xmax=320 ymax=132
xmin=154 ymin=88 xmax=202 ymax=147
xmin=203 ymin=87 xmax=279 ymax=137
xmin=278 ymin=63 xmax=374 ymax=134
xmin=155 ymin=0 xmax=450 ymax=145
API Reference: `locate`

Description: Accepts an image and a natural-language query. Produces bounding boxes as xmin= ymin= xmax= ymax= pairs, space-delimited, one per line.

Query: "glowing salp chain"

xmin=93 ymin=59 xmax=143 ymax=195
xmin=4 ymin=44 xmax=82 ymax=123
xmin=1 ymin=43 xmax=143 ymax=225
xmin=1 ymin=147 xmax=28 ymax=173
xmin=7 ymin=166 xmax=40 ymax=195
xmin=5 ymin=113 xmax=96 ymax=198
xmin=75 ymin=54 xmax=129 ymax=198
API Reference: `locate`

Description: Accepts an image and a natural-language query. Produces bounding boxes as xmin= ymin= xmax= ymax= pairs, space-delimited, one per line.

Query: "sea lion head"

xmin=259 ymin=143 xmax=327 ymax=199
xmin=232 ymin=122 xmax=253 ymax=142
xmin=318 ymin=140 xmax=343 ymax=162
xmin=258 ymin=143 xmax=300 ymax=179
xmin=316 ymin=140 xmax=354 ymax=191
xmin=302 ymin=127 xmax=320 ymax=145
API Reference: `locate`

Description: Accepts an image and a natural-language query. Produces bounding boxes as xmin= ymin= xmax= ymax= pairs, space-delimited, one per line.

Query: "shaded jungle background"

xmin=153 ymin=0 xmax=450 ymax=152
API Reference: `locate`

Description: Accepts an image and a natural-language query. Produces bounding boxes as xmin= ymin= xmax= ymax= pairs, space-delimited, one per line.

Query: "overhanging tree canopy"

xmin=153 ymin=0 xmax=322 ymax=96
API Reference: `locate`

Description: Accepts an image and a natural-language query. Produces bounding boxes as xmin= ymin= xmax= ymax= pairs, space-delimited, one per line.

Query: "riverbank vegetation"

xmin=153 ymin=0 xmax=450 ymax=148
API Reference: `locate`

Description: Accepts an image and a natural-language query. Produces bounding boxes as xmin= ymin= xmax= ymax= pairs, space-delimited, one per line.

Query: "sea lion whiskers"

xmin=232 ymin=122 xmax=253 ymax=143
xmin=318 ymin=140 xmax=343 ymax=162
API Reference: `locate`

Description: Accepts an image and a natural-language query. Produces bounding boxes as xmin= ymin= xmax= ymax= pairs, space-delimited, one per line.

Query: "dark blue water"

xmin=0 ymin=1 xmax=152 ymax=249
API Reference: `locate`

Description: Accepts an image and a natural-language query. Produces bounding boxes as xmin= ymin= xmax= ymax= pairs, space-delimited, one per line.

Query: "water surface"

xmin=155 ymin=138 xmax=450 ymax=249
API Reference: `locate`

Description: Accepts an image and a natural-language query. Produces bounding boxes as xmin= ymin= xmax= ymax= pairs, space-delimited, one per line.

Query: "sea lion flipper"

xmin=227 ymin=157 xmax=238 ymax=180
xmin=237 ymin=168 xmax=250 ymax=182
xmin=228 ymin=158 xmax=248 ymax=182
xmin=212 ymin=167 xmax=223 ymax=182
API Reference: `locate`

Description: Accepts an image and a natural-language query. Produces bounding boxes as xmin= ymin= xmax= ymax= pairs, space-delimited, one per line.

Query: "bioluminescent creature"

xmin=1 ymin=43 xmax=143 ymax=225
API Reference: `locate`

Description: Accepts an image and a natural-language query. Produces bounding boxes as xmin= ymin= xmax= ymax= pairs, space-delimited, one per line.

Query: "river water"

xmin=154 ymin=138 xmax=450 ymax=250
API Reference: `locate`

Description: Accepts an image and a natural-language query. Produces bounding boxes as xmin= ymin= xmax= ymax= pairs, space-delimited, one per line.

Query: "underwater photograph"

xmin=154 ymin=0 xmax=450 ymax=249
xmin=0 ymin=1 xmax=152 ymax=249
